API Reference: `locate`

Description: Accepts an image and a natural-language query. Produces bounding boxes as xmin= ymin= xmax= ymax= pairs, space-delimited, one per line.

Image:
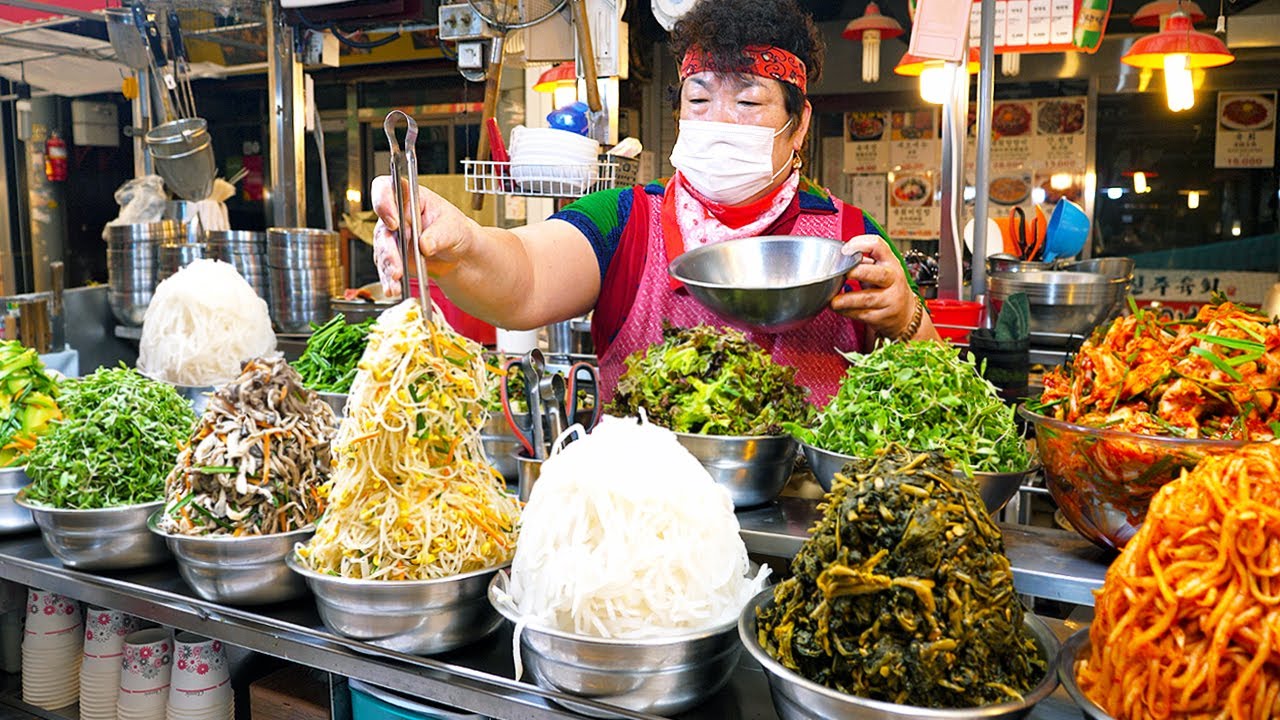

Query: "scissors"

xmin=499 ymin=352 xmax=601 ymax=458
xmin=1010 ymin=207 xmax=1044 ymax=262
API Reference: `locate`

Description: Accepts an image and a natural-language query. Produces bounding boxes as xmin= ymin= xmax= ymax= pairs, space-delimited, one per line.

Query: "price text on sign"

xmin=967 ymin=0 xmax=1111 ymax=54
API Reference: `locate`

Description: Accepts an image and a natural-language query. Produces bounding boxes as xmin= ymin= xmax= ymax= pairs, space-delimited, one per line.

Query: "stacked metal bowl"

xmin=157 ymin=242 xmax=207 ymax=283
xmin=988 ymin=269 xmax=1128 ymax=344
xmin=266 ymin=228 xmax=343 ymax=334
xmin=206 ymin=230 xmax=269 ymax=304
xmin=107 ymin=220 xmax=183 ymax=326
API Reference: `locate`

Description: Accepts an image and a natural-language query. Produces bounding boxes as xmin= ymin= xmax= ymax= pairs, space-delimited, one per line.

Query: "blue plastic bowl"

xmin=1043 ymin=199 xmax=1089 ymax=261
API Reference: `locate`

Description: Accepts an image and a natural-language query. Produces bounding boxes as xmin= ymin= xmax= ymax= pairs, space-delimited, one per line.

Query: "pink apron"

xmin=595 ymin=191 xmax=864 ymax=408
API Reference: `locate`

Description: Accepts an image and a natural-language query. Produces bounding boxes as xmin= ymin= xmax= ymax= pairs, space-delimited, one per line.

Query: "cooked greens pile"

xmin=24 ymin=366 xmax=196 ymax=509
xmin=789 ymin=341 xmax=1030 ymax=474
xmin=757 ymin=446 xmax=1046 ymax=707
xmin=608 ymin=323 xmax=813 ymax=435
xmin=0 ymin=341 xmax=60 ymax=467
xmin=293 ymin=314 xmax=375 ymax=394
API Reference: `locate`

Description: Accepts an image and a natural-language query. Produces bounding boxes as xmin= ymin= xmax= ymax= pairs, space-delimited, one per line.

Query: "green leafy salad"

xmin=788 ymin=341 xmax=1031 ymax=474
xmin=608 ymin=323 xmax=813 ymax=436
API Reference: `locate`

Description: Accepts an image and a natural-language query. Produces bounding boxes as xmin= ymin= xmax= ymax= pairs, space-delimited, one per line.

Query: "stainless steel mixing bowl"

xmin=675 ymin=432 xmax=797 ymax=508
xmin=317 ymin=391 xmax=347 ymax=418
xmin=489 ymin=571 xmax=741 ymax=717
xmin=668 ymin=235 xmax=860 ymax=333
xmin=17 ymin=493 xmax=169 ymax=569
xmin=741 ymin=588 xmax=1060 ymax=720
xmin=989 ymin=271 xmax=1124 ymax=345
xmin=0 ymin=466 xmax=34 ymax=534
xmin=149 ymin=513 xmax=313 ymax=605
xmin=288 ymin=553 xmax=505 ymax=655
xmin=800 ymin=442 xmax=1033 ymax=514
xmin=1057 ymin=629 xmax=1112 ymax=720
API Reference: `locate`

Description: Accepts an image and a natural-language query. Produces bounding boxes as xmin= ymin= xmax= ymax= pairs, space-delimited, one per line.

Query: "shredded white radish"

xmin=137 ymin=258 xmax=277 ymax=386
xmin=502 ymin=415 xmax=769 ymax=642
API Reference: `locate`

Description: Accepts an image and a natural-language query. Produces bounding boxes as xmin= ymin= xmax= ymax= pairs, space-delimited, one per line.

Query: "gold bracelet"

xmin=894 ymin=295 xmax=924 ymax=342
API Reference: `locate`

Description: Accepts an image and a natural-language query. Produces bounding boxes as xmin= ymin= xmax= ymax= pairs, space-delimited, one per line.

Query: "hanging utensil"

xmin=568 ymin=0 xmax=607 ymax=144
xmin=1009 ymin=206 xmax=1029 ymax=261
xmin=383 ymin=111 xmax=431 ymax=322
xmin=540 ymin=373 xmax=568 ymax=446
xmin=167 ymin=11 xmax=197 ymax=119
xmin=133 ymin=6 xmax=177 ymax=122
xmin=519 ymin=349 xmax=547 ymax=459
xmin=500 ymin=357 xmax=536 ymax=457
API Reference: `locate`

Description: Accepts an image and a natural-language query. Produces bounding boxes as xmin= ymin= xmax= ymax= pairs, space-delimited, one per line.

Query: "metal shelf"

xmin=463 ymin=160 xmax=621 ymax=199
xmin=0 ymin=504 xmax=1102 ymax=720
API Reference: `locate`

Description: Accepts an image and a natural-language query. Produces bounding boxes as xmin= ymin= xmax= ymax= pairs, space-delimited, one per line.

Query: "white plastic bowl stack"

xmin=21 ymin=588 xmax=83 ymax=710
xmin=80 ymin=607 xmax=140 ymax=720
xmin=117 ymin=628 xmax=173 ymax=720
xmin=166 ymin=632 xmax=233 ymax=720
xmin=508 ymin=126 xmax=601 ymax=194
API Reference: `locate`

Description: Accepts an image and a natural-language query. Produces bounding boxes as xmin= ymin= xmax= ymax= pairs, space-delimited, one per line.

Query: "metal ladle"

xmin=383 ymin=111 xmax=431 ymax=322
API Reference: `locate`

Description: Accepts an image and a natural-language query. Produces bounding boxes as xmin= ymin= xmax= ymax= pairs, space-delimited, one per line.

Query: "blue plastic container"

xmin=349 ymin=679 xmax=488 ymax=720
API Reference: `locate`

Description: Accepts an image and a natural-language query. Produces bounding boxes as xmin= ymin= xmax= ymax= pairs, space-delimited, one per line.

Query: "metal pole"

xmin=938 ymin=65 xmax=968 ymax=301
xmin=972 ymin=0 xmax=997 ymax=298
xmin=24 ymin=97 xmax=63 ymax=292
xmin=133 ymin=70 xmax=152 ymax=177
xmin=266 ymin=0 xmax=304 ymax=227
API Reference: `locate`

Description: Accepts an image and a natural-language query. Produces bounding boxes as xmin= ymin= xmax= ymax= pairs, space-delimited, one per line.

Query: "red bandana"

xmin=680 ymin=44 xmax=808 ymax=94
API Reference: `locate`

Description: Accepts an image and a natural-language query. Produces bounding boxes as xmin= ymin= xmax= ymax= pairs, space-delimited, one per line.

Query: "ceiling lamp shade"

xmin=1120 ymin=11 xmax=1235 ymax=69
xmin=844 ymin=2 xmax=904 ymax=83
xmin=1131 ymin=0 xmax=1206 ymax=28
xmin=533 ymin=62 xmax=577 ymax=93
xmin=893 ymin=46 xmax=981 ymax=76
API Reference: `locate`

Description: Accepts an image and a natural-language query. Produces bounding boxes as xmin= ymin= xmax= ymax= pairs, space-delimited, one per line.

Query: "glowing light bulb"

xmin=919 ymin=63 xmax=952 ymax=105
xmin=862 ymin=29 xmax=881 ymax=83
xmin=1050 ymin=173 xmax=1072 ymax=191
xmin=1164 ymin=53 xmax=1195 ymax=112
xmin=345 ymin=188 xmax=362 ymax=205
xmin=1232 ymin=221 xmax=1242 ymax=237
xmin=1001 ymin=52 xmax=1021 ymax=77
xmin=1107 ymin=187 xmax=1123 ymax=200
xmin=1032 ymin=187 xmax=1047 ymax=204
xmin=1133 ymin=172 xmax=1148 ymax=194
xmin=1187 ymin=191 xmax=1200 ymax=209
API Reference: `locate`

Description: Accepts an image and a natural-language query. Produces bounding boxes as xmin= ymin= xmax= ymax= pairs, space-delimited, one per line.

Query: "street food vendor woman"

xmin=371 ymin=0 xmax=941 ymax=405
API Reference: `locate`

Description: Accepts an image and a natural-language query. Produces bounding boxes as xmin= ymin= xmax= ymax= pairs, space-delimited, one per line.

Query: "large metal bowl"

xmin=741 ymin=589 xmax=1060 ymax=720
xmin=988 ymin=271 xmax=1124 ymax=346
xmin=148 ymin=513 xmax=312 ymax=605
xmin=1019 ymin=406 xmax=1245 ymax=551
xmin=330 ymin=297 xmax=395 ymax=325
xmin=489 ymin=571 xmax=741 ymax=717
xmin=481 ymin=413 xmax=522 ymax=484
xmin=1057 ymin=629 xmax=1112 ymax=720
xmin=287 ymin=553 xmax=505 ymax=655
xmin=162 ymin=381 xmax=216 ymax=417
xmin=316 ymin=391 xmax=347 ymax=418
xmin=0 ymin=466 xmax=34 ymax=534
xmin=16 ymin=493 xmax=169 ymax=569
xmin=674 ymin=432 xmax=797 ymax=508
xmin=668 ymin=236 xmax=860 ymax=333
xmin=800 ymin=442 xmax=1033 ymax=514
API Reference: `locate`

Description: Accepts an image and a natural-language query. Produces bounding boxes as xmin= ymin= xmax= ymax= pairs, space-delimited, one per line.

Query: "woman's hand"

xmin=370 ymin=175 xmax=476 ymax=298
xmin=831 ymin=234 xmax=921 ymax=340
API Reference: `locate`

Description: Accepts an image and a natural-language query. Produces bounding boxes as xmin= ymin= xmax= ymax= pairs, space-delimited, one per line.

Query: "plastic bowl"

xmin=1057 ymin=629 xmax=1113 ymax=720
xmin=668 ymin=235 xmax=860 ymax=333
xmin=1018 ymin=405 xmax=1248 ymax=551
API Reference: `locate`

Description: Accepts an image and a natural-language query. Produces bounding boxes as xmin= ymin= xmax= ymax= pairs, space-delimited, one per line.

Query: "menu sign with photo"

xmin=1215 ymin=91 xmax=1277 ymax=169
xmin=850 ymin=174 xmax=887 ymax=227
xmin=889 ymin=109 xmax=940 ymax=169
xmin=843 ymin=111 xmax=889 ymax=173
xmin=990 ymin=101 xmax=1035 ymax=169
xmin=887 ymin=170 xmax=940 ymax=239
xmin=1033 ymin=96 xmax=1087 ymax=169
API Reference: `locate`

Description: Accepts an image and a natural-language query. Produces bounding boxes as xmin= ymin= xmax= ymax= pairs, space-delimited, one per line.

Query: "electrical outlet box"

xmin=457 ymin=41 xmax=485 ymax=69
xmin=439 ymin=3 xmax=498 ymax=41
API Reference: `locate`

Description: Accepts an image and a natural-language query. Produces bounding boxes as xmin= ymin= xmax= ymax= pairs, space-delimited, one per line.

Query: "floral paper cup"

xmin=119 ymin=628 xmax=172 ymax=694
xmin=167 ymin=632 xmax=232 ymax=712
xmin=24 ymin=589 xmax=82 ymax=637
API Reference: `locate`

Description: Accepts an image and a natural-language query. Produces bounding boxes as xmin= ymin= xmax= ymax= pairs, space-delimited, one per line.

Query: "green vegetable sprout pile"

xmin=294 ymin=314 xmax=376 ymax=394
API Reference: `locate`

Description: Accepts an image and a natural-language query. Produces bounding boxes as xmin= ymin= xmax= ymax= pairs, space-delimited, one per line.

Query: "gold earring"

xmin=792 ymin=155 xmax=803 ymax=169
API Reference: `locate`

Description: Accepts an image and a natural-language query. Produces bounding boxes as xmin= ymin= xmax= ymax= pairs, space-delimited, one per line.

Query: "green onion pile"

xmin=24 ymin=366 xmax=196 ymax=509
xmin=294 ymin=314 xmax=375 ymax=394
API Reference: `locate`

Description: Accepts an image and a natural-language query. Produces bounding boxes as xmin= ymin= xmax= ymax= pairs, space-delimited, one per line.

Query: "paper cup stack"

xmin=166 ymin=632 xmax=233 ymax=720
xmin=22 ymin=589 xmax=83 ymax=710
xmin=81 ymin=607 xmax=140 ymax=720
xmin=118 ymin=628 xmax=173 ymax=720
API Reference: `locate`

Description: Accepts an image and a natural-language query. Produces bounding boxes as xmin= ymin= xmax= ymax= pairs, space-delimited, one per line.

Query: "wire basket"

xmin=463 ymin=160 xmax=620 ymax=198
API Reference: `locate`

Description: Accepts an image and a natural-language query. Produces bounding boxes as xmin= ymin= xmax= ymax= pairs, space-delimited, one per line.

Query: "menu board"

xmin=889 ymin=109 xmax=941 ymax=169
xmin=1214 ymin=91 xmax=1277 ymax=169
xmin=887 ymin=170 xmax=940 ymax=240
xmin=1033 ymin=96 xmax=1088 ymax=169
xmin=966 ymin=0 xmax=1109 ymax=55
xmin=850 ymin=174 xmax=887 ymax=227
xmin=843 ymin=111 xmax=889 ymax=173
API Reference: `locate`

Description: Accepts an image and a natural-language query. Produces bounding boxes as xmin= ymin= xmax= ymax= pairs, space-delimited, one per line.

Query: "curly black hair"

xmin=667 ymin=0 xmax=825 ymax=122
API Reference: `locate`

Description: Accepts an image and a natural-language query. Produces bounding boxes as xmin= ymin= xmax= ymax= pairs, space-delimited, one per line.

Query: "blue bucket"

xmin=349 ymin=679 xmax=488 ymax=720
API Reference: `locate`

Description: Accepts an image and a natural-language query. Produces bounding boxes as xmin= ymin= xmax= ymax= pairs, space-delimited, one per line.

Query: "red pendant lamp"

xmin=1131 ymin=0 xmax=1206 ymax=29
xmin=1121 ymin=9 xmax=1233 ymax=112
xmin=533 ymin=62 xmax=577 ymax=93
xmin=843 ymin=2 xmax=904 ymax=83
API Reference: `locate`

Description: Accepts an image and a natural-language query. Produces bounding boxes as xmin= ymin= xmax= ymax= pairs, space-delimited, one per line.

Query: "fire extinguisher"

xmin=44 ymin=131 xmax=67 ymax=182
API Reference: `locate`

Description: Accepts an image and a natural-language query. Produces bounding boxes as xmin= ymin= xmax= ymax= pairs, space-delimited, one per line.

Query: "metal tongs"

xmin=383 ymin=111 xmax=431 ymax=322
xmin=499 ymin=349 xmax=601 ymax=459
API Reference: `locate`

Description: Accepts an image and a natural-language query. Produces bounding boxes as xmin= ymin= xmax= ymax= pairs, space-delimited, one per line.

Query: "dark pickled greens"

xmin=788 ymin=341 xmax=1030 ymax=474
xmin=24 ymin=366 xmax=196 ymax=509
xmin=294 ymin=314 xmax=375 ymax=394
xmin=757 ymin=446 xmax=1046 ymax=708
xmin=608 ymin=323 xmax=813 ymax=435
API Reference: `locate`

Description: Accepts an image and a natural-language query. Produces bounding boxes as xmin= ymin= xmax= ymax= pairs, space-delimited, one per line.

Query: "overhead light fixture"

xmin=1121 ymin=9 xmax=1235 ymax=112
xmin=1231 ymin=220 xmax=1242 ymax=236
xmin=894 ymin=47 xmax=980 ymax=105
xmin=843 ymin=2 xmax=904 ymax=83
xmin=1133 ymin=171 xmax=1149 ymax=194
xmin=534 ymin=62 xmax=581 ymax=107
xmin=1131 ymin=0 xmax=1206 ymax=30
xmin=1002 ymin=52 xmax=1021 ymax=77
xmin=1050 ymin=172 xmax=1073 ymax=191
xmin=1187 ymin=190 xmax=1200 ymax=209
xmin=1107 ymin=187 xmax=1124 ymax=200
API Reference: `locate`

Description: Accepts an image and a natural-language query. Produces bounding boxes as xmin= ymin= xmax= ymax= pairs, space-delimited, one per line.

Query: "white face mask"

xmin=670 ymin=118 xmax=795 ymax=206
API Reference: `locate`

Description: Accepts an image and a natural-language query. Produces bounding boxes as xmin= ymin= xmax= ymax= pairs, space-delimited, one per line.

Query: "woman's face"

xmin=679 ymin=72 xmax=810 ymax=187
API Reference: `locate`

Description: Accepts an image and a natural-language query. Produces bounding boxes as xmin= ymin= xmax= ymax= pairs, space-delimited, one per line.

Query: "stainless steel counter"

xmin=0 ymin=524 xmax=1094 ymax=720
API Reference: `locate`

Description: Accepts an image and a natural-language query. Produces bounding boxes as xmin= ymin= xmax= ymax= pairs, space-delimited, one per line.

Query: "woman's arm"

xmin=371 ymin=176 xmax=601 ymax=330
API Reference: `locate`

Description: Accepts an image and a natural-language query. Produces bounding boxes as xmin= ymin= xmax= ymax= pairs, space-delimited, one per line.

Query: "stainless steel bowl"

xmin=165 ymin=382 xmax=215 ymax=417
xmin=266 ymin=228 xmax=341 ymax=267
xmin=287 ymin=553 xmax=506 ymax=655
xmin=481 ymin=415 xmax=521 ymax=483
xmin=330 ymin=297 xmax=395 ymax=325
xmin=986 ymin=255 xmax=1055 ymax=275
xmin=989 ymin=271 xmax=1123 ymax=345
xmin=674 ymin=433 xmax=797 ymax=508
xmin=149 ymin=513 xmax=313 ymax=605
xmin=1057 ymin=630 xmax=1111 ymax=720
xmin=800 ymin=442 xmax=1034 ymax=514
xmin=489 ymin=571 xmax=741 ymax=717
xmin=741 ymin=589 xmax=1060 ymax=720
xmin=317 ymin=391 xmax=347 ymax=417
xmin=0 ymin=466 xmax=34 ymax=534
xmin=106 ymin=220 xmax=183 ymax=243
xmin=108 ymin=292 xmax=150 ymax=326
xmin=1059 ymin=258 xmax=1134 ymax=320
xmin=16 ymin=493 xmax=169 ymax=569
xmin=668 ymin=236 xmax=859 ymax=333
